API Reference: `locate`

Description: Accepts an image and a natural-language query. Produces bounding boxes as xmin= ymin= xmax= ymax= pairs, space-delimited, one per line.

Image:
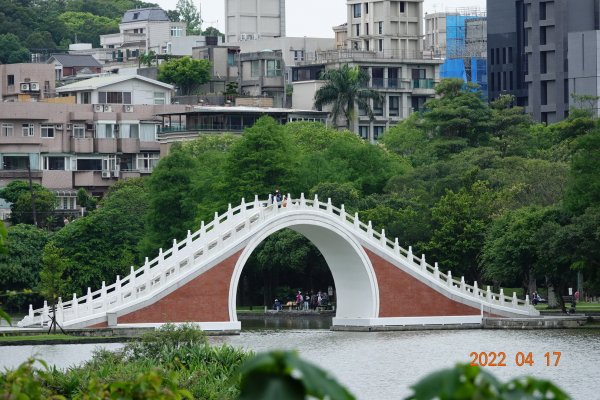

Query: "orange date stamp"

xmin=469 ymin=351 xmax=562 ymax=367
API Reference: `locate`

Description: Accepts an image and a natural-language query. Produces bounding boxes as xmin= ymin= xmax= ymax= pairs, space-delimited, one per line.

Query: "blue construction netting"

xmin=441 ymin=58 xmax=467 ymax=81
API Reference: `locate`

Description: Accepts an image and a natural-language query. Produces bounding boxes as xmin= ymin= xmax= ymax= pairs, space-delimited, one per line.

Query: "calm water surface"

xmin=1 ymin=328 xmax=599 ymax=399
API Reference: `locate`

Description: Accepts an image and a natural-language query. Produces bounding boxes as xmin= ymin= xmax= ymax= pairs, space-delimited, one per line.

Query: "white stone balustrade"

xmin=18 ymin=195 xmax=538 ymax=328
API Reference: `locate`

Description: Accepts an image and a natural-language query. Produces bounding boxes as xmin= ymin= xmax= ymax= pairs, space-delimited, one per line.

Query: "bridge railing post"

xmin=340 ymin=204 xmax=346 ymax=221
xmin=300 ymin=193 xmax=306 ymax=208
xmin=57 ymin=297 xmax=64 ymax=324
xmin=313 ymin=194 xmax=319 ymax=210
xmin=447 ymin=271 xmax=453 ymax=288
xmin=71 ymin=293 xmax=78 ymax=318
xmin=434 ymin=262 xmax=440 ymax=280
xmin=41 ymin=301 xmax=49 ymax=327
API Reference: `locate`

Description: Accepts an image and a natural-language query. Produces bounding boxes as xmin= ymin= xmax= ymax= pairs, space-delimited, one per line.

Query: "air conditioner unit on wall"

xmin=66 ymin=124 xmax=73 ymax=130
xmin=20 ymin=83 xmax=30 ymax=91
xmin=103 ymin=105 xmax=113 ymax=112
xmin=101 ymin=171 xmax=111 ymax=178
xmin=123 ymin=105 xmax=134 ymax=113
xmin=30 ymin=82 xmax=40 ymax=91
xmin=55 ymin=124 xmax=63 ymax=130
xmin=93 ymin=104 xmax=103 ymax=112
xmin=111 ymin=170 xmax=119 ymax=178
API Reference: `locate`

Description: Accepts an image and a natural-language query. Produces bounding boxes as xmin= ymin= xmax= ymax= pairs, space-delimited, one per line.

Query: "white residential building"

xmin=225 ymin=0 xmax=286 ymax=43
xmin=56 ymin=75 xmax=174 ymax=106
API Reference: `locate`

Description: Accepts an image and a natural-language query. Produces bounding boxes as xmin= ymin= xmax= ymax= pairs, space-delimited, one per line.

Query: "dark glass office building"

xmin=487 ymin=0 xmax=600 ymax=123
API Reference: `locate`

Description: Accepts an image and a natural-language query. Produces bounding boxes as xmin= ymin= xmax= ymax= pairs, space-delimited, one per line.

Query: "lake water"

xmin=1 ymin=328 xmax=599 ymax=399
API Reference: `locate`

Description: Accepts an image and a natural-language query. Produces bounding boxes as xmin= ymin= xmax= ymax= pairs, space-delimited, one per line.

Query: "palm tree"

xmin=314 ymin=64 xmax=382 ymax=130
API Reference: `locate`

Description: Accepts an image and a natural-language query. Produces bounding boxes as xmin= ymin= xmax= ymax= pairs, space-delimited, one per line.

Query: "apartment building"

xmin=0 ymin=74 xmax=187 ymax=214
xmin=225 ymin=0 xmax=286 ymax=43
xmin=99 ymin=7 xmax=207 ymax=58
xmin=291 ymin=0 xmax=441 ymax=142
xmin=0 ymin=64 xmax=55 ymax=102
xmin=488 ymin=0 xmax=600 ymax=122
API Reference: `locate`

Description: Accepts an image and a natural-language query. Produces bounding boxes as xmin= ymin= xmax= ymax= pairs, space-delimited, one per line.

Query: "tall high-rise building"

xmin=488 ymin=0 xmax=600 ymax=123
xmin=225 ymin=0 xmax=286 ymax=43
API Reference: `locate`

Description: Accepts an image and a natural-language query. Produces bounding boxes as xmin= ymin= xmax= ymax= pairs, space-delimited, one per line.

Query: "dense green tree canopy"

xmin=158 ymin=57 xmax=211 ymax=95
xmin=49 ymin=178 xmax=150 ymax=295
xmin=176 ymin=0 xmax=202 ymax=35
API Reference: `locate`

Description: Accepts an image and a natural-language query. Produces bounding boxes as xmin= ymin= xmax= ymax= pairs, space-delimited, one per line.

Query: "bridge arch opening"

xmin=229 ymin=215 xmax=381 ymax=325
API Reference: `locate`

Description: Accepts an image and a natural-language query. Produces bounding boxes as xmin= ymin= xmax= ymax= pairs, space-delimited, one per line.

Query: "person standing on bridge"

xmin=274 ymin=189 xmax=282 ymax=207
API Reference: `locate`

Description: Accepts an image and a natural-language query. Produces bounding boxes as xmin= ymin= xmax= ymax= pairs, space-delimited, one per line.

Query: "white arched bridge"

xmin=19 ymin=195 xmax=539 ymax=331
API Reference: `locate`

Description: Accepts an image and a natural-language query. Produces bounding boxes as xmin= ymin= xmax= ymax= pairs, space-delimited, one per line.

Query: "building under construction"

xmin=425 ymin=8 xmax=487 ymax=98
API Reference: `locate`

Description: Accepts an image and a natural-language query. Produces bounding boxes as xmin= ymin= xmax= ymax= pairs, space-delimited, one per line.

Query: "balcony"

xmin=366 ymin=78 xmax=409 ymax=90
xmin=296 ymin=49 xmax=444 ymax=65
xmin=412 ymin=79 xmax=436 ymax=89
xmin=74 ymin=171 xmax=112 ymax=187
xmin=94 ymin=138 xmax=118 ymax=153
xmin=70 ymin=137 xmax=94 ymax=153
xmin=0 ymin=169 xmax=42 ymax=180
xmin=117 ymin=138 xmax=140 ymax=153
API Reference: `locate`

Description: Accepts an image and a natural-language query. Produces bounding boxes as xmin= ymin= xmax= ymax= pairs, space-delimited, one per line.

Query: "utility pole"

xmin=26 ymin=158 xmax=38 ymax=227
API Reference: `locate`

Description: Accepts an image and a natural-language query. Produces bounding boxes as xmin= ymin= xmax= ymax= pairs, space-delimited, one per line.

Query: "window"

xmin=359 ymin=125 xmax=370 ymax=140
xmin=378 ymin=39 xmax=383 ymax=51
xmin=374 ymin=98 xmax=384 ymax=116
xmin=43 ymin=156 xmax=65 ymax=170
xmin=389 ymin=96 xmax=400 ymax=116
xmin=539 ymin=2 xmax=547 ymax=20
xmin=95 ymin=123 xmax=115 ymax=138
xmin=120 ymin=124 xmax=139 ymax=139
xmin=373 ymin=126 xmax=385 ymax=141
xmin=82 ymin=92 xmax=91 ymax=104
xmin=400 ymin=1 xmax=406 ymax=13
xmin=228 ymin=52 xmax=236 ymax=65
xmin=354 ymin=24 xmax=360 ymax=36
xmin=378 ymin=22 xmax=383 ymax=34
xmin=154 ymin=92 xmax=166 ymax=105
xmin=170 ymin=26 xmax=183 ymax=37
xmin=7 ymin=75 xmax=14 ymax=85
xmin=503 ymin=48 xmax=507 ymax=64
xmin=353 ymin=3 xmax=361 ymax=18
xmin=251 ymin=60 xmax=260 ymax=77
xmin=293 ymin=50 xmax=304 ymax=61
xmin=98 ymin=91 xmax=131 ymax=104
xmin=133 ymin=12 xmax=140 ymax=20
xmin=365 ymin=2 xmax=369 ymax=14
xmin=41 ymin=124 xmax=55 ymax=138
xmin=1 ymin=123 xmax=13 ymax=136
xmin=137 ymin=153 xmax=160 ymax=172
xmin=73 ymin=124 xmax=85 ymax=138
xmin=76 ymin=158 xmax=102 ymax=171
xmin=365 ymin=23 xmax=369 ymax=35
xmin=22 ymin=123 xmax=34 ymax=137
xmin=2 ymin=156 xmax=30 ymax=170
xmin=266 ymin=60 xmax=282 ymax=77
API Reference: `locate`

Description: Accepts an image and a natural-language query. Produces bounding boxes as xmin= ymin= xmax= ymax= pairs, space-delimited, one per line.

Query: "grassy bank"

xmin=1 ymin=324 xmax=252 ymax=399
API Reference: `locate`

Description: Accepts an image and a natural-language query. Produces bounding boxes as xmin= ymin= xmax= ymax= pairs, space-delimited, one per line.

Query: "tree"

xmin=58 ymin=11 xmax=119 ymax=48
xmin=202 ymin=26 xmax=224 ymax=39
xmin=225 ymin=116 xmax=296 ymax=202
xmin=480 ymin=206 xmax=557 ymax=293
xmin=139 ymin=50 xmax=157 ymax=67
xmin=0 ymin=221 xmax=6 ymax=255
xmin=143 ymin=146 xmax=200 ymax=256
xmin=0 ymin=224 xmax=50 ymax=312
xmin=38 ymin=243 xmax=69 ymax=333
xmin=11 ymin=189 xmax=56 ymax=227
xmin=426 ymin=181 xmax=502 ymax=281
xmin=564 ymin=128 xmax=600 ymax=215
xmin=314 ymin=64 xmax=382 ymax=130
xmin=489 ymin=94 xmax=533 ymax=157
xmin=0 ymin=33 xmax=30 ymax=63
xmin=51 ymin=179 xmax=150 ymax=295
xmin=421 ymin=78 xmax=491 ymax=150
xmin=158 ymin=56 xmax=211 ymax=95
xmin=176 ymin=0 xmax=202 ymax=35
xmin=24 ymin=31 xmax=57 ymax=50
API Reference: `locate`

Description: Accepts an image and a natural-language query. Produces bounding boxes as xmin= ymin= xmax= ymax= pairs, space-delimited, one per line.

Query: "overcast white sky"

xmin=152 ymin=0 xmax=486 ymax=37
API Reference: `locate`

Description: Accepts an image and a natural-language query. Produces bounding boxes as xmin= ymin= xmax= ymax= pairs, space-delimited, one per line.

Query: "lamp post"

xmin=26 ymin=157 xmax=38 ymax=227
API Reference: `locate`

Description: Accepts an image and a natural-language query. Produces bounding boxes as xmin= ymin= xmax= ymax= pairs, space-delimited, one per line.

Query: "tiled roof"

xmin=122 ymin=7 xmax=170 ymax=23
xmin=55 ymin=74 xmax=173 ymax=92
xmin=48 ymin=54 xmax=102 ymax=68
